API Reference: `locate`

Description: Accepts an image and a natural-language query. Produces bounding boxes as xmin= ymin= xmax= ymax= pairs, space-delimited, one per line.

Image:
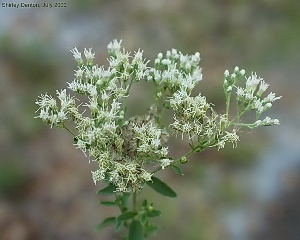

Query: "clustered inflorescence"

xmin=35 ymin=39 xmax=281 ymax=192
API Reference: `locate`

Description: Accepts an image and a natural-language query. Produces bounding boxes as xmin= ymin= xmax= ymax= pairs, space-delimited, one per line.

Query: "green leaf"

xmin=142 ymin=199 xmax=148 ymax=207
xmin=140 ymin=213 xmax=148 ymax=225
xmin=121 ymin=192 xmax=131 ymax=206
xmin=115 ymin=220 xmax=124 ymax=232
xmin=144 ymin=224 xmax=159 ymax=237
xmin=97 ymin=184 xmax=116 ymax=195
xmin=100 ymin=201 xmax=117 ymax=206
xmin=129 ymin=220 xmax=143 ymax=240
xmin=117 ymin=211 xmax=138 ymax=221
xmin=94 ymin=217 xmax=116 ymax=231
xmin=172 ymin=165 xmax=184 ymax=176
xmin=146 ymin=209 xmax=161 ymax=218
xmin=146 ymin=176 xmax=177 ymax=198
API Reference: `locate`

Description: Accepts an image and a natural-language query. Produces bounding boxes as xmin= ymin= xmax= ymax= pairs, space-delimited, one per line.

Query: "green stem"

xmin=232 ymin=123 xmax=255 ymax=128
xmin=226 ymin=92 xmax=231 ymax=118
xmin=133 ymin=191 xmax=137 ymax=213
xmin=121 ymin=75 xmax=135 ymax=116
xmin=158 ymin=105 xmax=168 ymax=125
xmin=62 ymin=124 xmax=76 ymax=137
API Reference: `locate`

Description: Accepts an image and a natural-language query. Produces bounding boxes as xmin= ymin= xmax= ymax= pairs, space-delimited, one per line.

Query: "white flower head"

xmin=107 ymin=39 xmax=122 ymax=52
xmin=236 ymin=87 xmax=244 ymax=97
xmin=240 ymin=69 xmax=245 ymax=75
xmin=91 ymin=169 xmax=105 ymax=185
xmin=224 ymin=69 xmax=230 ymax=78
xmin=70 ymin=47 xmax=82 ymax=61
xmin=157 ymin=52 xmax=163 ymax=59
xmin=258 ymin=81 xmax=269 ymax=93
xmin=246 ymin=72 xmax=262 ymax=90
xmin=227 ymin=86 xmax=232 ymax=92
xmin=159 ymin=158 xmax=173 ymax=170
xmin=84 ymin=48 xmax=95 ymax=60
xmin=264 ymin=92 xmax=282 ymax=103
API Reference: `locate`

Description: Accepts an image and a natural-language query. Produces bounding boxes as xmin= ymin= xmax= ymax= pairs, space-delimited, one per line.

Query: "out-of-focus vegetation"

xmin=0 ymin=0 xmax=300 ymax=239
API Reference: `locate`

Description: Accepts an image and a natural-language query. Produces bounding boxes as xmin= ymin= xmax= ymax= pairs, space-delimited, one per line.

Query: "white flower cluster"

xmin=147 ymin=48 xmax=203 ymax=95
xmin=169 ymin=89 xmax=239 ymax=150
xmin=35 ymin=90 xmax=76 ymax=128
xmin=36 ymin=40 xmax=281 ymax=191
xmin=35 ymin=40 xmax=171 ymax=192
xmin=223 ymin=67 xmax=281 ymax=128
xmin=168 ymin=65 xmax=281 ymax=150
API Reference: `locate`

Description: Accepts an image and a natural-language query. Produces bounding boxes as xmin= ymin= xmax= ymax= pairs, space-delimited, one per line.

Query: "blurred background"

xmin=0 ymin=0 xmax=300 ymax=239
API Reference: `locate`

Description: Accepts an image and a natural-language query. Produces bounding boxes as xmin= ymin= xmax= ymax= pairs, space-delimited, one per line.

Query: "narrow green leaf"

xmin=140 ymin=213 xmax=148 ymax=225
xmin=145 ymin=224 xmax=159 ymax=235
xmin=94 ymin=217 xmax=116 ymax=231
xmin=129 ymin=220 xmax=143 ymax=240
xmin=142 ymin=199 xmax=148 ymax=207
xmin=115 ymin=220 xmax=124 ymax=232
xmin=121 ymin=192 xmax=131 ymax=206
xmin=172 ymin=165 xmax=184 ymax=176
xmin=117 ymin=211 xmax=137 ymax=221
xmin=100 ymin=201 xmax=117 ymax=206
xmin=146 ymin=209 xmax=161 ymax=218
xmin=97 ymin=184 xmax=116 ymax=195
xmin=146 ymin=176 xmax=177 ymax=198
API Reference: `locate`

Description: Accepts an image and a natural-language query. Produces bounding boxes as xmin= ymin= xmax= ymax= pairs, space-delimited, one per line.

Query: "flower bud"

xmin=180 ymin=157 xmax=188 ymax=164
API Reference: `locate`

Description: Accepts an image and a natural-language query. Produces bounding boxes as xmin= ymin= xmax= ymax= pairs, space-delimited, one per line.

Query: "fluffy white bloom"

xmin=107 ymin=39 xmax=122 ymax=52
xmin=215 ymin=140 xmax=226 ymax=150
xmin=246 ymin=72 xmax=262 ymax=90
xmin=272 ymin=119 xmax=280 ymax=125
xmin=261 ymin=116 xmax=280 ymax=126
xmin=236 ymin=87 xmax=244 ymax=96
xmin=37 ymin=107 xmax=49 ymax=121
xmin=75 ymin=139 xmax=87 ymax=152
xmin=254 ymin=120 xmax=262 ymax=127
xmin=74 ymin=68 xmax=84 ymax=79
xmin=191 ymin=52 xmax=200 ymax=63
xmin=157 ymin=53 xmax=163 ymax=59
xmin=224 ymin=69 xmax=230 ymax=78
xmin=91 ymin=169 xmax=106 ymax=185
xmin=223 ymin=130 xmax=239 ymax=148
xmin=161 ymin=59 xmax=171 ymax=65
xmin=254 ymin=99 xmax=264 ymax=113
xmin=140 ymin=171 xmax=152 ymax=182
xmin=84 ymin=48 xmax=95 ymax=60
xmin=35 ymin=93 xmax=57 ymax=109
xmin=70 ymin=47 xmax=82 ymax=61
xmin=264 ymin=92 xmax=282 ymax=103
xmin=258 ymin=81 xmax=269 ymax=95
xmin=159 ymin=158 xmax=173 ymax=169
xmin=57 ymin=110 xmax=68 ymax=122
xmin=227 ymin=86 xmax=232 ymax=92
xmin=180 ymin=54 xmax=188 ymax=64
